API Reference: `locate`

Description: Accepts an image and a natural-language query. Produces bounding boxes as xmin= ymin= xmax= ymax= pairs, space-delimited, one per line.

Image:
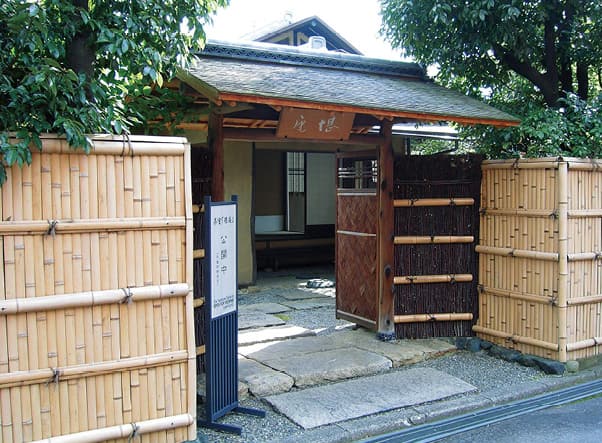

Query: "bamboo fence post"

xmin=0 ymin=165 xmax=12 ymax=443
xmin=183 ymin=144 xmax=197 ymax=441
xmin=558 ymin=160 xmax=569 ymax=362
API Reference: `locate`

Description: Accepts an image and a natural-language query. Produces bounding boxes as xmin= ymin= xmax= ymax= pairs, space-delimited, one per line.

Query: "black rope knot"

xmin=47 ymin=219 xmax=58 ymax=237
xmin=128 ymin=423 xmax=140 ymax=442
xmin=46 ymin=367 xmax=61 ymax=385
xmin=121 ymin=287 xmax=133 ymax=304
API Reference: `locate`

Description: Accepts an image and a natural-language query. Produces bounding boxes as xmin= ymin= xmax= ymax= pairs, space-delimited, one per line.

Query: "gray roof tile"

xmin=181 ymin=41 xmax=519 ymax=126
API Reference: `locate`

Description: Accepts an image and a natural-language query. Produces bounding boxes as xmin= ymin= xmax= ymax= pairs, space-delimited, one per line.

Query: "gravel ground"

xmin=193 ymin=266 xmax=556 ymax=443
xmin=194 ymin=350 xmax=553 ymax=443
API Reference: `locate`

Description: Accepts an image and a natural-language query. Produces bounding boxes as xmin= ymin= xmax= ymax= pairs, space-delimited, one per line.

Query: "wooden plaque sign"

xmin=277 ymin=107 xmax=355 ymax=140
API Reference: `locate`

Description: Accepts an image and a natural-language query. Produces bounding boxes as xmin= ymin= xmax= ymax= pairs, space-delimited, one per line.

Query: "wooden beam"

xmin=377 ymin=120 xmax=395 ymax=340
xmin=209 ymin=112 xmax=225 ymax=201
xmin=222 ymin=127 xmax=384 ymax=145
xmin=216 ymin=92 xmax=520 ymax=128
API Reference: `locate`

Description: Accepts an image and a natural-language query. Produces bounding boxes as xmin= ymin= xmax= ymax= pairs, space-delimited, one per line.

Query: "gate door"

xmin=336 ymin=150 xmax=379 ymax=329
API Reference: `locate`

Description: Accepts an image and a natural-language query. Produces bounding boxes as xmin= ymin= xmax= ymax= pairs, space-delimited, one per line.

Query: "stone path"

xmin=197 ymin=268 xmax=461 ymax=427
xmin=265 ymin=368 xmax=477 ymax=429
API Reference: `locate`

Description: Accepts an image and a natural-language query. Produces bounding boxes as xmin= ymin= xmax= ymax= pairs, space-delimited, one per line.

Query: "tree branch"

xmin=493 ymin=44 xmax=559 ymax=106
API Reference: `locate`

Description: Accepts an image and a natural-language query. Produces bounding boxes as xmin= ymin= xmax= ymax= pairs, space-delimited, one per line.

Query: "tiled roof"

xmin=180 ymin=40 xmax=519 ymax=126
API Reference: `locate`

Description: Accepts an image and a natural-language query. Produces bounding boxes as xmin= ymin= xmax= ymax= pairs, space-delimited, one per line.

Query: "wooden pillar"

xmin=377 ymin=120 xmax=396 ymax=340
xmin=209 ymin=111 xmax=225 ymax=201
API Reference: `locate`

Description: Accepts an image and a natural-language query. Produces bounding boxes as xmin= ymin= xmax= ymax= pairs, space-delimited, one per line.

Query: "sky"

xmin=204 ymin=0 xmax=404 ymax=60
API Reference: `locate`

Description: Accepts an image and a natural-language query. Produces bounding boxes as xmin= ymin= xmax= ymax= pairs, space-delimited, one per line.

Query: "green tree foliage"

xmin=380 ymin=0 xmax=602 ymax=158
xmin=0 ymin=0 xmax=228 ymax=183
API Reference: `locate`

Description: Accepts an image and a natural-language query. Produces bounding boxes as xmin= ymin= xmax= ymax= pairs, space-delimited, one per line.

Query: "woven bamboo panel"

xmin=336 ymin=234 xmax=377 ymax=325
xmin=393 ymin=155 xmax=481 ymax=338
xmin=476 ymin=158 xmax=602 ymax=362
xmin=0 ymin=135 xmax=195 ymax=442
xmin=336 ymin=194 xmax=377 ymax=234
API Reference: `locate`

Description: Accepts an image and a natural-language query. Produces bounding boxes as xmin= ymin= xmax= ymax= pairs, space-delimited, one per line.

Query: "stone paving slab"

xmin=280 ymin=298 xmax=335 ymax=310
xmin=238 ymin=325 xmax=316 ymax=346
xmin=278 ymin=289 xmax=332 ymax=301
xmin=238 ymin=333 xmax=347 ymax=360
xmin=238 ymin=356 xmax=294 ymax=397
xmin=239 ymin=302 xmax=291 ymax=314
xmin=265 ymin=368 xmax=477 ymax=429
xmin=326 ymin=330 xmax=455 ymax=367
xmin=263 ymin=348 xmax=392 ymax=387
xmin=238 ymin=311 xmax=285 ymax=330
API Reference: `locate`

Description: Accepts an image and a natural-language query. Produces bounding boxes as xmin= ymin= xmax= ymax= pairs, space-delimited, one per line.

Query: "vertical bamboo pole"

xmin=39 ymin=153 xmax=58 ymax=438
xmin=149 ymin=155 xmax=166 ymax=429
xmin=21 ymin=160 xmax=40 ymax=441
xmin=114 ymin=153 xmax=132 ymax=426
xmin=88 ymin=153 xmax=106 ymax=429
xmin=134 ymin=154 xmax=149 ymax=425
xmin=0 ymin=155 xmax=12 ymax=443
xmin=557 ymin=160 xmax=569 ymax=362
xmin=183 ymin=144 xmax=197 ymax=441
xmin=59 ymin=154 xmax=80 ymax=435
xmin=50 ymin=152 xmax=72 ymax=435
xmin=79 ymin=154 xmax=98 ymax=433
xmin=141 ymin=154 xmax=159 ymax=442
xmin=68 ymin=155 xmax=88 ymax=434
xmin=7 ymin=164 xmax=25 ymax=442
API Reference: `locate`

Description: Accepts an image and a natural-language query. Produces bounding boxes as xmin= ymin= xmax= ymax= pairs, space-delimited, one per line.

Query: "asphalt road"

xmin=436 ymin=394 xmax=602 ymax=443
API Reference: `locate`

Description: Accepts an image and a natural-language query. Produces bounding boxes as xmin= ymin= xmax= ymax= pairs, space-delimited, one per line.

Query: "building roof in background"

xmin=248 ymin=15 xmax=362 ymax=55
xmin=179 ymin=40 xmax=519 ymax=127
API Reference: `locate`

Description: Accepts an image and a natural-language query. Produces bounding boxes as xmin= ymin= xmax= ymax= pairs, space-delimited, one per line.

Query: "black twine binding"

xmin=121 ymin=287 xmax=133 ymax=304
xmin=46 ymin=367 xmax=61 ymax=385
xmin=128 ymin=423 xmax=140 ymax=442
xmin=47 ymin=220 xmax=58 ymax=237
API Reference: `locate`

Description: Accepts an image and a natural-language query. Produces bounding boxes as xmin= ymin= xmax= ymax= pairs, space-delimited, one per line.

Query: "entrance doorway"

xmin=254 ymin=148 xmax=336 ymax=270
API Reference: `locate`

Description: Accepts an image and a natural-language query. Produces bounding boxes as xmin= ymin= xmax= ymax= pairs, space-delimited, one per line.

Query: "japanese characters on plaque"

xmin=276 ymin=107 xmax=355 ymax=140
xmin=210 ymin=204 xmax=237 ymax=319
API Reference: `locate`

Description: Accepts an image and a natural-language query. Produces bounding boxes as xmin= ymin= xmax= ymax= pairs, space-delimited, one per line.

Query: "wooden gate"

xmin=335 ymin=151 xmax=379 ymax=329
xmin=393 ymin=155 xmax=482 ymax=338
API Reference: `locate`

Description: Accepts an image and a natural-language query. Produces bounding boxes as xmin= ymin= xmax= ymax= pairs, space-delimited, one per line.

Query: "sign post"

xmin=199 ymin=195 xmax=265 ymax=434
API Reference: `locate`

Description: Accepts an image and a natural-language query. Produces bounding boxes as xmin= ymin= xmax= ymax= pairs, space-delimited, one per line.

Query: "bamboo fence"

xmin=0 ymin=134 xmax=196 ymax=442
xmin=476 ymin=157 xmax=602 ymax=362
xmin=393 ymin=155 xmax=482 ymax=338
